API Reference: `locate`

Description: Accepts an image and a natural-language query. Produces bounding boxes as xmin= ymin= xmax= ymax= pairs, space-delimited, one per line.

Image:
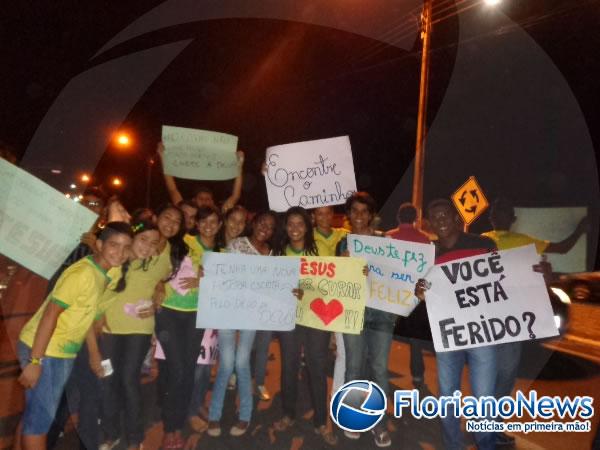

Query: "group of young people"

xmin=12 ymin=143 xmax=588 ymax=450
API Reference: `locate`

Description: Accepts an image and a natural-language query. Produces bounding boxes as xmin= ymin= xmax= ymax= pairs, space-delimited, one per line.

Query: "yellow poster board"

xmin=451 ymin=176 xmax=489 ymax=225
xmin=295 ymin=256 xmax=366 ymax=334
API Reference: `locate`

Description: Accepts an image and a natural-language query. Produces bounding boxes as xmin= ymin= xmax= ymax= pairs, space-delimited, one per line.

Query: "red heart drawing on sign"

xmin=310 ymin=298 xmax=344 ymax=326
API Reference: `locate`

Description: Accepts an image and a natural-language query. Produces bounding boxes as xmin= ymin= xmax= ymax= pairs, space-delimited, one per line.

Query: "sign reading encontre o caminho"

xmin=0 ymin=159 xmax=98 ymax=279
xmin=264 ymin=136 xmax=357 ymax=212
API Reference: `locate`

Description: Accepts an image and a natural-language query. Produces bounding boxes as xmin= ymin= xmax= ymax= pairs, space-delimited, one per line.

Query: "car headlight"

xmin=550 ymin=287 xmax=571 ymax=305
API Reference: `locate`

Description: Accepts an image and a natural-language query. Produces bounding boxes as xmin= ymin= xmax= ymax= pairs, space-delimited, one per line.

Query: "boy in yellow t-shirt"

xmin=17 ymin=222 xmax=132 ymax=450
xmin=312 ymin=206 xmax=348 ymax=258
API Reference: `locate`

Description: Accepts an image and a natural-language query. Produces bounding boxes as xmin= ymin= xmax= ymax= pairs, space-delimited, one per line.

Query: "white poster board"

xmin=196 ymin=252 xmax=300 ymax=331
xmin=264 ymin=136 xmax=357 ymax=212
xmin=161 ymin=125 xmax=238 ymax=180
xmin=513 ymin=207 xmax=587 ymax=273
xmin=0 ymin=159 xmax=98 ymax=279
xmin=424 ymin=245 xmax=559 ymax=352
xmin=348 ymin=234 xmax=435 ymax=316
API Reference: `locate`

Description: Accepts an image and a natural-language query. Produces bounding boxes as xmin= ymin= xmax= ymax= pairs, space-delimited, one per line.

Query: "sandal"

xmin=273 ymin=416 xmax=295 ymax=432
xmin=315 ymin=425 xmax=338 ymax=446
xmin=188 ymin=415 xmax=208 ymax=433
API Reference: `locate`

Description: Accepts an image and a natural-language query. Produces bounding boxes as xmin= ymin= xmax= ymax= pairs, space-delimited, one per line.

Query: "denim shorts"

xmin=17 ymin=341 xmax=75 ymax=435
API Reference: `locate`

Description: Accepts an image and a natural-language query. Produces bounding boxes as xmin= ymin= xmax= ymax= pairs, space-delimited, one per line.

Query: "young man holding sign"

xmin=415 ymin=199 xmax=497 ymax=450
xmin=337 ymin=193 xmax=394 ymax=448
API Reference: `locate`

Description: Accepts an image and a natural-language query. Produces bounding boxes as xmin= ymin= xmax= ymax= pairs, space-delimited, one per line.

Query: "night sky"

xmin=2 ymin=0 xmax=599 ymax=267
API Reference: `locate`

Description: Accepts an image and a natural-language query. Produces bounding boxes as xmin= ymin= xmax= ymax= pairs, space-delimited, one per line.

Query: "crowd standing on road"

xmin=1 ymin=141 xmax=590 ymax=450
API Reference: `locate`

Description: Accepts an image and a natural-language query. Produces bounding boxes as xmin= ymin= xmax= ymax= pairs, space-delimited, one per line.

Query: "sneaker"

xmin=99 ymin=440 xmax=120 ymax=450
xmin=227 ymin=373 xmax=237 ymax=390
xmin=496 ymin=432 xmax=516 ymax=446
xmin=256 ymin=384 xmax=271 ymax=401
xmin=207 ymin=421 xmax=222 ymax=437
xmin=343 ymin=430 xmax=360 ymax=440
xmin=230 ymin=421 xmax=250 ymax=437
xmin=372 ymin=427 xmax=392 ymax=448
xmin=315 ymin=425 xmax=338 ymax=446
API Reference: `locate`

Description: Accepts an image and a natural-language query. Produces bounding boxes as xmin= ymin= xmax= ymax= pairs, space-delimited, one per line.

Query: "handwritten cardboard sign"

xmin=296 ymin=256 xmax=366 ymax=334
xmin=264 ymin=136 xmax=357 ymax=212
xmin=347 ymin=234 xmax=435 ymax=317
xmin=0 ymin=159 xmax=98 ymax=279
xmin=162 ymin=125 xmax=238 ymax=180
xmin=196 ymin=252 xmax=300 ymax=331
xmin=424 ymin=245 xmax=559 ymax=352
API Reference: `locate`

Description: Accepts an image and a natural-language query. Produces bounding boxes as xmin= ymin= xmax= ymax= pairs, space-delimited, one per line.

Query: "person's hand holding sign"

xmin=292 ymin=288 xmax=304 ymax=301
xmin=414 ymin=278 xmax=430 ymax=302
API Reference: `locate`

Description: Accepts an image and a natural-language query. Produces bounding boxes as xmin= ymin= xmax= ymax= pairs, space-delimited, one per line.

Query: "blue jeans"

xmin=343 ymin=326 xmax=394 ymax=396
xmin=18 ymin=341 xmax=75 ymax=435
xmin=436 ymin=345 xmax=497 ymax=450
xmin=209 ymin=329 xmax=256 ymax=422
xmin=495 ymin=341 xmax=522 ymax=399
xmin=253 ymin=330 xmax=272 ymax=386
xmin=189 ymin=364 xmax=211 ymax=416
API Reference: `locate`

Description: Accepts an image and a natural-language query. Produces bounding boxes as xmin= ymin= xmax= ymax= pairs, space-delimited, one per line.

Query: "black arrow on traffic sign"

xmin=470 ymin=189 xmax=479 ymax=202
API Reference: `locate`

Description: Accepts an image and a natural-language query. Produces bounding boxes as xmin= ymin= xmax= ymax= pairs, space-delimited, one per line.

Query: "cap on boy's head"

xmin=397 ymin=202 xmax=417 ymax=224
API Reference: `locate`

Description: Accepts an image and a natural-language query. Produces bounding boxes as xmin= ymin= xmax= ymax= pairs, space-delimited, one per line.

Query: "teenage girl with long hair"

xmin=273 ymin=206 xmax=338 ymax=446
xmin=206 ymin=210 xmax=277 ymax=438
xmin=155 ymin=206 xmax=222 ymax=450
xmin=99 ymin=220 xmax=165 ymax=450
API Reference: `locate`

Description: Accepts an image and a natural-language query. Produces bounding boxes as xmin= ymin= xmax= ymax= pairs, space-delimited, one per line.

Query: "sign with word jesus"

xmin=423 ymin=245 xmax=558 ymax=352
xmin=264 ymin=136 xmax=357 ymax=212
xmin=196 ymin=252 xmax=300 ymax=331
xmin=0 ymin=159 xmax=98 ymax=279
xmin=162 ymin=125 xmax=239 ymax=180
xmin=348 ymin=234 xmax=435 ymax=316
xmin=296 ymin=256 xmax=367 ymax=334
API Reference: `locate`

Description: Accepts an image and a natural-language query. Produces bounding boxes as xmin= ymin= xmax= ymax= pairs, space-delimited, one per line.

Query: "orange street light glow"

xmin=116 ymin=133 xmax=131 ymax=147
xmin=112 ymin=177 xmax=123 ymax=187
xmin=81 ymin=174 xmax=90 ymax=183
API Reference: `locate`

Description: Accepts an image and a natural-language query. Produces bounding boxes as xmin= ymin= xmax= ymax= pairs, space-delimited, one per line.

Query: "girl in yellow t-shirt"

xmin=273 ymin=206 xmax=338 ymax=446
xmin=155 ymin=205 xmax=222 ymax=449
xmin=99 ymin=220 xmax=165 ymax=450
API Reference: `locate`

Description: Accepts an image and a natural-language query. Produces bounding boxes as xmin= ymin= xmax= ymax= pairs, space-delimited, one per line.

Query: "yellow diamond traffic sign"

xmin=451 ymin=176 xmax=489 ymax=225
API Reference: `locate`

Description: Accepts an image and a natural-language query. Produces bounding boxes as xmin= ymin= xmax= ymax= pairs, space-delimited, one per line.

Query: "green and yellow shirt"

xmin=162 ymin=234 xmax=212 ymax=312
xmin=19 ymin=256 xmax=111 ymax=359
xmin=314 ymin=227 xmax=348 ymax=257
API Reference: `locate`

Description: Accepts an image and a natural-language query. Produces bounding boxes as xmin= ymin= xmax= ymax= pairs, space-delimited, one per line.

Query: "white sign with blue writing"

xmin=347 ymin=234 xmax=435 ymax=316
xmin=196 ymin=252 xmax=300 ymax=331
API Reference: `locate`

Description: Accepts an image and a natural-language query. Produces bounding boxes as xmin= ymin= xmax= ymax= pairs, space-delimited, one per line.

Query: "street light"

xmin=81 ymin=173 xmax=90 ymax=183
xmin=114 ymin=132 xmax=132 ymax=149
xmin=112 ymin=177 xmax=123 ymax=187
xmin=411 ymin=0 xmax=501 ymax=225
